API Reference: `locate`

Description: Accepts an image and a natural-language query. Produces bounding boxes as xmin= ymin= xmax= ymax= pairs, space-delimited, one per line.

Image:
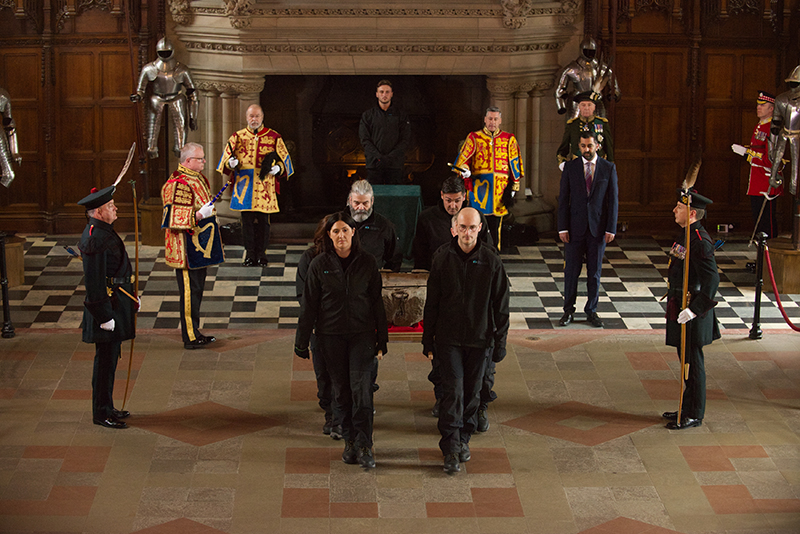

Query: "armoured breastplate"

xmin=150 ymin=59 xmax=183 ymax=96
xmin=570 ymin=59 xmax=596 ymax=93
xmin=784 ymin=94 xmax=800 ymax=133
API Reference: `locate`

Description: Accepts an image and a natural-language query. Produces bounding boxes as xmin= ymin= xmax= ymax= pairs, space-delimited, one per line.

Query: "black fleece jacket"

xmin=422 ymin=237 xmax=510 ymax=361
xmin=295 ymin=248 xmax=389 ymax=354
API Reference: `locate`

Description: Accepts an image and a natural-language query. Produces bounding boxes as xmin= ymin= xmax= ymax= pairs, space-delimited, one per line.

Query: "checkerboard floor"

xmin=5 ymin=233 xmax=799 ymax=332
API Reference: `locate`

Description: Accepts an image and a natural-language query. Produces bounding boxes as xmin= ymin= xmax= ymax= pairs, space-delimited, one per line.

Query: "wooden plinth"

xmin=4 ymin=236 xmax=25 ymax=288
xmin=139 ymin=198 xmax=164 ymax=247
xmin=765 ymin=237 xmax=800 ymax=294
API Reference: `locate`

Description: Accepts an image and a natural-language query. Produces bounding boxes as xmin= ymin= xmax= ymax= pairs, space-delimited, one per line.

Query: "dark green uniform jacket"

xmin=557 ymin=115 xmax=614 ymax=163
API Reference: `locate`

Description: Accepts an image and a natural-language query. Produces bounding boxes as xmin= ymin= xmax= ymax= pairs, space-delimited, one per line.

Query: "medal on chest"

xmin=669 ymin=242 xmax=686 ymax=260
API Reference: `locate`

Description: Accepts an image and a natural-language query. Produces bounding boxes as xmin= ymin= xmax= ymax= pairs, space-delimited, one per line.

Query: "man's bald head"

xmin=455 ymin=207 xmax=482 ymax=253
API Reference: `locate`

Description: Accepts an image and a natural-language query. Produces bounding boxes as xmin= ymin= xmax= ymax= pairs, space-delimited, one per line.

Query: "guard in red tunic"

xmin=731 ymin=90 xmax=783 ymax=238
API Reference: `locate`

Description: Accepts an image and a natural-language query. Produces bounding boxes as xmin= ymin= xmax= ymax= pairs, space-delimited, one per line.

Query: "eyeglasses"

xmin=188 ymin=156 xmax=206 ymax=161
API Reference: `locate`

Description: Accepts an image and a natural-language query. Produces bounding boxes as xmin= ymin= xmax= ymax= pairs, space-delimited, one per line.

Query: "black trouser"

xmin=750 ymin=195 xmax=778 ymax=239
xmin=318 ymin=331 xmax=377 ymax=448
xmin=310 ymin=333 xmax=338 ymax=426
xmin=485 ymin=215 xmax=502 ymax=251
xmin=677 ymin=342 xmax=706 ymax=420
xmin=429 ymin=354 xmax=496 ymax=410
xmin=176 ymin=267 xmax=206 ymax=343
xmin=436 ymin=344 xmax=491 ymax=455
xmin=92 ymin=341 xmax=121 ymax=420
xmin=241 ymin=211 xmax=270 ymax=259
xmin=366 ymin=167 xmax=404 ymax=185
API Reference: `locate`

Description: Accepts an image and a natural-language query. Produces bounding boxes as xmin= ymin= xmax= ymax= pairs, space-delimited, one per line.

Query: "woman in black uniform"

xmin=295 ymin=211 xmax=388 ymax=468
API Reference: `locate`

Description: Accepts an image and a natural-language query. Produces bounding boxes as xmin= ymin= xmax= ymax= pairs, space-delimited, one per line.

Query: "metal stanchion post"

xmin=749 ymin=231 xmax=767 ymax=340
xmin=0 ymin=232 xmax=15 ymax=338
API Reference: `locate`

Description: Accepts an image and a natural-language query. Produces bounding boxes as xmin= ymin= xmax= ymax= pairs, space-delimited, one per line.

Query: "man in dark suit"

xmin=557 ymin=131 xmax=618 ymax=328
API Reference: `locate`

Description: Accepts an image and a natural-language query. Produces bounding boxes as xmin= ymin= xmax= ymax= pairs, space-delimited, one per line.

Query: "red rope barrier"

xmin=763 ymin=246 xmax=800 ymax=332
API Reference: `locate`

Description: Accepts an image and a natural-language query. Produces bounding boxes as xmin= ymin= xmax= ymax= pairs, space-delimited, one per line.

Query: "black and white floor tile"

xmin=5 ymin=234 xmax=799 ymax=332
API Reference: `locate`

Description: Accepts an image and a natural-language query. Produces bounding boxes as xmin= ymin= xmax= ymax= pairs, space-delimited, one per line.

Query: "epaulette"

xmin=80 ymin=226 xmax=112 ymax=255
xmin=596 ymin=116 xmax=609 ymax=123
xmin=566 ymin=117 xmax=578 ymax=124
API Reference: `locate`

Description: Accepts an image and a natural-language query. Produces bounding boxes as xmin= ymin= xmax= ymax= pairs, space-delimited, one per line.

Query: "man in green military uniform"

xmin=662 ymin=189 xmax=720 ymax=430
xmin=78 ymin=185 xmax=139 ymax=429
xmin=557 ymin=92 xmax=614 ymax=166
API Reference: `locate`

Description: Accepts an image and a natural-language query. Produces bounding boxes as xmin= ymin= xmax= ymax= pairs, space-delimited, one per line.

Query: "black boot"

xmin=342 ymin=441 xmax=357 ymax=464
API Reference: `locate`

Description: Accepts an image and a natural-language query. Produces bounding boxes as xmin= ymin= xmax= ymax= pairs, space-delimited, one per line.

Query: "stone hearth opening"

xmin=258 ymin=74 xmax=489 ymax=223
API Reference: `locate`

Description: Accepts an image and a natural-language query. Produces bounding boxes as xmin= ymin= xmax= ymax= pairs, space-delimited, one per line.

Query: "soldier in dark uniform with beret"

xmin=557 ymin=91 xmax=614 ymax=166
xmin=662 ymin=189 xmax=720 ymax=430
xmin=78 ymin=185 xmax=138 ymax=429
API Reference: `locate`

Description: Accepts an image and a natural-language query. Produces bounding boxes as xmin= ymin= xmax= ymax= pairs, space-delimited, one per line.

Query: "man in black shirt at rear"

xmin=359 ymin=79 xmax=410 ymax=185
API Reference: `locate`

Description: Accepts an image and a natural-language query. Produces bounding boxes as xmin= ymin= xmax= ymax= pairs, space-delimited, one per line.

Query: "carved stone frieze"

xmin=224 ymin=0 xmax=253 ymax=29
xmin=501 ymin=0 xmax=533 ymax=29
xmin=194 ymin=80 xmax=265 ymax=95
xmin=168 ymin=0 xmax=191 ymax=26
xmin=183 ymin=41 xmax=564 ymax=55
xmin=558 ymin=1 xmax=579 ymax=26
xmin=190 ymin=7 xmax=503 ymax=17
xmin=500 ymin=0 xmax=580 ymax=29
xmin=487 ymin=78 xmax=553 ymax=95
xmin=171 ymin=2 xmax=577 ymax=30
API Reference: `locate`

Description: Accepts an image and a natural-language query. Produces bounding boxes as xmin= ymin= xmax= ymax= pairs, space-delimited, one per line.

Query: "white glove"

xmin=559 ymin=161 xmax=566 ymax=172
xmin=677 ymin=308 xmax=697 ymax=324
xmin=511 ymin=190 xmax=516 ymax=198
xmin=731 ymin=144 xmax=747 ymax=156
xmin=100 ymin=318 xmax=115 ymax=331
xmin=137 ymin=296 xmax=141 ymax=311
xmin=227 ymin=157 xmax=239 ymax=170
xmin=270 ymin=164 xmax=281 ymax=175
xmin=461 ymin=169 xmax=471 ymax=179
xmin=196 ymin=201 xmax=214 ymax=221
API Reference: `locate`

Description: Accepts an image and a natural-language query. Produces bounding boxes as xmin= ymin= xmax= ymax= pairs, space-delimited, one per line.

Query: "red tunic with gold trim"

xmin=746 ymin=119 xmax=783 ymax=196
xmin=216 ymin=126 xmax=294 ymax=214
xmin=454 ymin=128 xmax=523 ymax=217
xmin=161 ymin=164 xmax=223 ymax=269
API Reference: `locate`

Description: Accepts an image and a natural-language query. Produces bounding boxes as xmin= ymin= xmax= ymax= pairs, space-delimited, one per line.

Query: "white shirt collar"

xmin=582 ymin=154 xmax=598 ymax=165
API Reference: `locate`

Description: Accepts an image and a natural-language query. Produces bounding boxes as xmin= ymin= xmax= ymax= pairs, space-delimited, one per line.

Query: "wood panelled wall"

xmin=0 ymin=1 xmax=158 ymax=234
xmin=595 ymin=0 xmax=797 ymax=234
xmin=1 ymin=1 xmax=798 ymax=234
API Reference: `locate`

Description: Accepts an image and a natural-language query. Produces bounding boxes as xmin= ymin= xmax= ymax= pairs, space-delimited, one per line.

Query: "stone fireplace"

xmin=169 ymin=0 xmax=581 ymax=229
